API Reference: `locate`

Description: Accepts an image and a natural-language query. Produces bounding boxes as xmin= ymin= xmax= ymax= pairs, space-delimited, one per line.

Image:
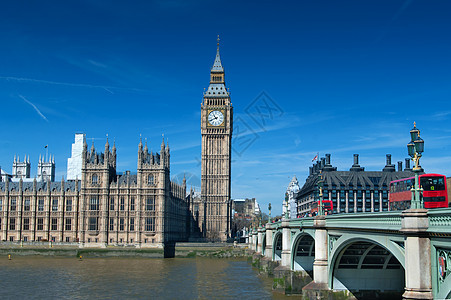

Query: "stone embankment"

xmin=0 ymin=242 xmax=248 ymax=259
xmin=248 ymin=250 xmax=354 ymax=299
xmin=248 ymin=250 xmax=313 ymax=296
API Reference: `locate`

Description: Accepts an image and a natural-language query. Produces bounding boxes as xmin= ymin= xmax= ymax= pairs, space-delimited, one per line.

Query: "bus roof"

xmin=390 ymin=173 xmax=446 ymax=184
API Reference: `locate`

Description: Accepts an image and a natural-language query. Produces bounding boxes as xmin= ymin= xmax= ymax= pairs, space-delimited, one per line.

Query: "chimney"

xmin=398 ymin=161 xmax=402 ymax=172
xmin=405 ymin=158 xmax=411 ymax=171
xmin=350 ymin=154 xmax=364 ymax=172
xmin=309 ymin=167 xmax=313 ymax=176
xmin=323 ymin=153 xmax=335 ymax=171
xmin=320 ymin=157 xmax=325 ymax=169
xmin=383 ymin=154 xmax=395 ymax=172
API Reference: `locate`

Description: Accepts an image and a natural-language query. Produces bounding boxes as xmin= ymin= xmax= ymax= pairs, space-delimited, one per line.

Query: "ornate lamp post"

xmin=317 ymin=171 xmax=324 ymax=216
xmin=268 ymin=203 xmax=272 ymax=223
xmin=407 ymin=122 xmax=425 ymax=209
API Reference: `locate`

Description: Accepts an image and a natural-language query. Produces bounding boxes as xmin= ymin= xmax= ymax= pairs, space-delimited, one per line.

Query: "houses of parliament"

xmin=0 ymin=42 xmax=233 ymax=246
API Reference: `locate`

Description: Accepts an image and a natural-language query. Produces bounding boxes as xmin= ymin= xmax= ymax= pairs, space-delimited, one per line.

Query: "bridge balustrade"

xmin=250 ymin=208 xmax=451 ymax=299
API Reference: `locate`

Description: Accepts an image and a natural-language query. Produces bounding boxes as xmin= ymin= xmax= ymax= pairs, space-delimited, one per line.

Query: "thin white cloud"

xmin=19 ymin=95 xmax=49 ymax=122
xmin=431 ymin=111 xmax=451 ymax=120
xmin=0 ymin=76 xmax=146 ymax=93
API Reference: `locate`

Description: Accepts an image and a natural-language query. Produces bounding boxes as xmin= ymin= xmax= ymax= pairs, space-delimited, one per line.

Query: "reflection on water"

xmin=0 ymin=257 xmax=288 ymax=299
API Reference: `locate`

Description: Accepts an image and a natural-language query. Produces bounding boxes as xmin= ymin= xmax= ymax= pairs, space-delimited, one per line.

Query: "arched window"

xmin=148 ymin=174 xmax=154 ymax=185
xmin=92 ymin=174 xmax=98 ymax=185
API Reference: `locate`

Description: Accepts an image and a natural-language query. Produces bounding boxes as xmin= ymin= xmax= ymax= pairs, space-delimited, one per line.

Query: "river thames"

xmin=0 ymin=256 xmax=289 ymax=299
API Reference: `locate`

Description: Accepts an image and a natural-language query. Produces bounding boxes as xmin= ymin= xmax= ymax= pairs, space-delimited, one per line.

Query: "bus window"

xmin=421 ymin=177 xmax=445 ymax=191
xmin=406 ymin=179 xmax=412 ymax=190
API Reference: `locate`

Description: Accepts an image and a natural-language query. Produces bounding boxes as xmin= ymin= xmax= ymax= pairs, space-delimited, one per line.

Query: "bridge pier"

xmin=257 ymin=227 xmax=263 ymax=254
xmin=264 ymin=223 xmax=273 ymax=259
xmin=401 ymin=209 xmax=433 ymax=300
xmin=303 ymin=215 xmax=331 ymax=297
xmin=253 ymin=208 xmax=450 ymax=298
xmin=281 ymin=219 xmax=291 ymax=268
xmin=251 ymin=229 xmax=257 ymax=251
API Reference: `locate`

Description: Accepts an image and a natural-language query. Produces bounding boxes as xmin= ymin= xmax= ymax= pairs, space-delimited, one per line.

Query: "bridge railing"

xmin=427 ymin=207 xmax=451 ymax=234
xmin=266 ymin=208 xmax=451 ymax=233
xmin=324 ymin=211 xmax=403 ymax=231
xmin=267 ymin=218 xmax=315 ymax=230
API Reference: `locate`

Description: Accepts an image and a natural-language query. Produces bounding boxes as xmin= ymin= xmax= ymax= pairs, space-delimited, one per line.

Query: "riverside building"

xmin=296 ymin=154 xmax=416 ymax=216
xmin=0 ymin=138 xmax=188 ymax=247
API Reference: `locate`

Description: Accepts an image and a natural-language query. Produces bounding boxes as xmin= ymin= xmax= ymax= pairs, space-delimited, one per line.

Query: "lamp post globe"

xmin=414 ymin=136 xmax=424 ymax=154
xmin=410 ymin=124 xmax=419 ymax=141
xmin=407 ymin=141 xmax=415 ymax=158
xmin=407 ymin=122 xmax=424 ymax=209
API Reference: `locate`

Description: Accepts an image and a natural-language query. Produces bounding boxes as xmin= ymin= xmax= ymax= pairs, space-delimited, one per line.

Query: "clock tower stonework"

xmin=200 ymin=40 xmax=233 ymax=241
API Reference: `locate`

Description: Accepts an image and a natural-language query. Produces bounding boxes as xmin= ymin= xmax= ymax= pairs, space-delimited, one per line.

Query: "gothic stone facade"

xmin=0 ymin=139 xmax=188 ymax=247
xmin=198 ymin=42 xmax=233 ymax=241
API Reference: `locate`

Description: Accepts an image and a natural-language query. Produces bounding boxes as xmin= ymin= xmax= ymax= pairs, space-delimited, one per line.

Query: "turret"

xmin=144 ymin=139 xmax=148 ymax=154
xmin=160 ymin=137 xmax=165 ymax=167
xmin=112 ymin=139 xmax=117 ymax=168
xmin=37 ymin=152 xmax=55 ymax=182
xmin=82 ymin=137 xmax=88 ymax=163
xmin=137 ymin=136 xmax=143 ymax=169
xmin=12 ymin=154 xmax=31 ymax=179
xmin=104 ymin=137 xmax=109 ymax=166
xmin=165 ymin=141 xmax=170 ymax=168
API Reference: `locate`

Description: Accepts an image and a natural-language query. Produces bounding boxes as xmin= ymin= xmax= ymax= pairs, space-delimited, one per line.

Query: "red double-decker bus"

xmin=389 ymin=173 xmax=448 ymax=210
xmin=310 ymin=200 xmax=334 ymax=215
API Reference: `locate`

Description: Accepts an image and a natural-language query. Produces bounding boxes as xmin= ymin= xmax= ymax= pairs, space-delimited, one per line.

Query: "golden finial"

xmin=217 ymin=35 xmax=220 ymax=48
xmin=413 ymin=121 xmax=416 ymax=128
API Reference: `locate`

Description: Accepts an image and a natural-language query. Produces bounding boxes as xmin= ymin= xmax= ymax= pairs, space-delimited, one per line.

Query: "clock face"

xmin=208 ymin=110 xmax=224 ymax=126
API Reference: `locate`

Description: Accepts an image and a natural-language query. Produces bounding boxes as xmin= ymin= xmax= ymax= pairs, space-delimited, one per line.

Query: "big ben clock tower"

xmin=200 ymin=37 xmax=233 ymax=241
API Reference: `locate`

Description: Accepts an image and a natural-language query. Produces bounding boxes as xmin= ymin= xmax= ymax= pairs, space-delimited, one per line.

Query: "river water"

xmin=0 ymin=256 xmax=288 ymax=299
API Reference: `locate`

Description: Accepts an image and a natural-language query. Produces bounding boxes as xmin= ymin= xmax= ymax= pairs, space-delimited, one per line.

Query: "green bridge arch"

xmin=290 ymin=231 xmax=315 ymax=272
xmin=272 ymin=231 xmax=282 ymax=261
xmin=328 ymin=234 xmax=406 ymax=294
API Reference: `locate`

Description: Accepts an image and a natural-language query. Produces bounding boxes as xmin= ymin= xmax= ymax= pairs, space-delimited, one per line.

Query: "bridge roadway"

xmin=249 ymin=208 xmax=451 ymax=299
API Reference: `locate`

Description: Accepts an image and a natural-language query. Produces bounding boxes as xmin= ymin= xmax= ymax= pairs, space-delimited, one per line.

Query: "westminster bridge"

xmin=248 ymin=208 xmax=451 ymax=299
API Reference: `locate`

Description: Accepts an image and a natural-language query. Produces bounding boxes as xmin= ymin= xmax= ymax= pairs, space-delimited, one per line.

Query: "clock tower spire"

xmin=198 ymin=37 xmax=233 ymax=241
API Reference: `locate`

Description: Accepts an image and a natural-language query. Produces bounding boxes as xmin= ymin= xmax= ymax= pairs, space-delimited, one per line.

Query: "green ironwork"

xmin=262 ymin=208 xmax=451 ymax=299
xmin=268 ymin=202 xmax=272 ymax=223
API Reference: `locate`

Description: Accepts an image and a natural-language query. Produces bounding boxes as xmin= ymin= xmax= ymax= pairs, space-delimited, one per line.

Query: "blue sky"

xmin=1 ymin=1 xmax=450 ymax=215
